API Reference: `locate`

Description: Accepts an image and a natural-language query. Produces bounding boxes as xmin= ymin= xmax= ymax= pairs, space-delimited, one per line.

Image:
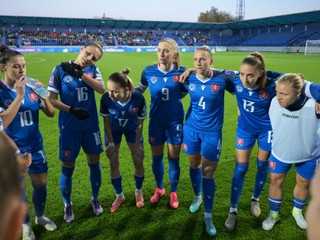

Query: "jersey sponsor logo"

xmin=269 ymin=160 xmax=276 ymax=170
xmin=28 ymin=92 xmax=38 ymax=101
xmin=62 ymin=150 xmax=71 ymax=158
xmin=259 ymin=90 xmax=268 ymax=98
xmin=130 ymin=108 xmax=139 ymax=114
xmin=63 ymin=75 xmax=73 ymax=83
xmin=182 ymin=143 xmax=188 ymax=151
xmin=237 ymin=138 xmax=244 ymax=146
xmin=149 ymin=136 xmax=155 ymax=143
xmin=173 ymin=75 xmax=180 ymax=82
xmin=211 ymin=84 xmax=220 ymax=92
xmin=282 ymin=113 xmax=299 ymax=119
xmin=150 ymin=77 xmax=158 ymax=84
xmin=189 ymin=83 xmax=196 ymax=91
xmin=236 ymin=85 xmax=243 ymax=92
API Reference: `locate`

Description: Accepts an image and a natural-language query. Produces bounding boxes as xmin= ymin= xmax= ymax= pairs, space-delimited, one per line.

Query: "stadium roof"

xmin=0 ymin=10 xmax=319 ymax=31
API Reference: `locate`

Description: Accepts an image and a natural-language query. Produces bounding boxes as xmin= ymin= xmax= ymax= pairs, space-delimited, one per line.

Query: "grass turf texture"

xmin=2 ymin=51 xmax=320 ymax=240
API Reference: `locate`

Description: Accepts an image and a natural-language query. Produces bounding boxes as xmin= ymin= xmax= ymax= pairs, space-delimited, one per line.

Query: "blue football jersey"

xmin=233 ymin=71 xmax=282 ymax=131
xmin=305 ymin=81 xmax=320 ymax=102
xmin=100 ymin=90 xmax=147 ymax=132
xmin=0 ymin=80 xmax=43 ymax=152
xmin=184 ymin=69 xmax=237 ymax=132
xmin=139 ymin=64 xmax=188 ymax=126
xmin=48 ymin=61 xmax=102 ymax=131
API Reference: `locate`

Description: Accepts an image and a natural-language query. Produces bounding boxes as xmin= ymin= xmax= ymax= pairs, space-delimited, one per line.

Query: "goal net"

xmin=304 ymin=40 xmax=320 ymax=55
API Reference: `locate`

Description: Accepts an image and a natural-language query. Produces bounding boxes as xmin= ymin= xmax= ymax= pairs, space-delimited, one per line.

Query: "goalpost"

xmin=304 ymin=40 xmax=320 ymax=55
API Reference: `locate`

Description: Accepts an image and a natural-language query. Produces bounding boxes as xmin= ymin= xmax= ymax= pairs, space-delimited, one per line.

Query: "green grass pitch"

xmin=2 ymin=51 xmax=320 ymax=240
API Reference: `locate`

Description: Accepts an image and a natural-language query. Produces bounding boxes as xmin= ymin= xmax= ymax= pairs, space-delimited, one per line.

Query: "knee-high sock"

xmin=268 ymin=196 xmax=282 ymax=212
xmin=230 ymin=162 xmax=248 ymax=209
xmin=32 ymin=184 xmax=47 ymax=217
xmin=203 ymin=177 xmax=215 ymax=214
xmin=168 ymin=157 xmax=180 ymax=192
xmin=190 ymin=166 xmax=202 ymax=196
xmin=293 ymin=197 xmax=307 ymax=210
xmin=60 ymin=165 xmax=75 ymax=204
xmin=134 ymin=174 xmax=145 ymax=190
xmin=111 ymin=175 xmax=122 ymax=194
xmin=88 ymin=161 xmax=101 ymax=199
xmin=152 ymin=155 xmax=164 ymax=189
xmin=253 ymin=159 xmax=269 ymax=199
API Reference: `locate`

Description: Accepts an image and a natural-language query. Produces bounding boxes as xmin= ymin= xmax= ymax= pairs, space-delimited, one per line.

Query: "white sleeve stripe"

xmin=304 ymin=81 xmax=312 ymax=98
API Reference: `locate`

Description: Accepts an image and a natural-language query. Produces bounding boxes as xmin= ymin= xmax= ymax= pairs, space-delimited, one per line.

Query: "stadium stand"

xmin=0 ymin=10 xmax=319 ymax=52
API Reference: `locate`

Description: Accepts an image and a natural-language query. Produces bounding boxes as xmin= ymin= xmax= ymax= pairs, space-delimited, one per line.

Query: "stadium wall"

xmin=11 ymin=45 xmax=300 ymax=54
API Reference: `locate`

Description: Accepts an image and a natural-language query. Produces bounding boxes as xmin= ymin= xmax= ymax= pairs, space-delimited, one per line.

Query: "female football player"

xmin=224 ymin=52 xmax=282 ymax=231
xmin=262 ymin=74 xmax=320 ymax=231
xmin=182 ymin=46 xmax=238 ymax=237
xmin=48 ymin=41 xmax=105 ymax=223
xmin=100 ymin=68 xmax=147 ymax=212
xmin=136 ymin=38 xmax=188 ymax=209
xmin=0 ymin=45 xmax=56 ymax=240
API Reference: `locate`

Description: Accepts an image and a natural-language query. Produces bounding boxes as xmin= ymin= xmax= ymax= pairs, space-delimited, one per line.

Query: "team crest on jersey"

xmin=182 ymin=143 xmax=188 ymax=151
xmin=269 ymin=160 xmax=276 ymax=170
xmin=211 ymin=84 xmax=220 ymax=92
xmin=237 ymin=138 xmax=244 ymax=146
xmin=149 ymin=136 xmax=155 ymax=143
xmin=4 ymin=99 xmax=13 ymax=108
xmin=259 ymin=90 xmax=268 ymax=98
xmin=130 ymin=108 xmax=139 ymax=114
xmin=62 ymin=151 xmax=71 ymax=158
xmin=28 ymin=92 xmax=38 ymax=101
xmin=151 ymin=77 xmax=158 ymax=84
xmin=63 ymin=75 xmax=73 ymax=83
xmin=189 ymin=83 xmax=195 ymax=91
xmin=236 ymin=85 xmax=243 ymax=92
xmin=173 ymin=75 xmax=180 ymax=82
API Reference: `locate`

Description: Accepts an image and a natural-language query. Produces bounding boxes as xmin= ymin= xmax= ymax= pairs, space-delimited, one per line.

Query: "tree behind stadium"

xmin=198 ymin=6 xmax=236 ymax=22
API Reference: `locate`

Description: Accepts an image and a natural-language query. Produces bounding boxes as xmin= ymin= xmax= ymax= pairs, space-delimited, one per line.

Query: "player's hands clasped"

xmin=61 ymin=62 xmax=84 ymax=78
xmin=69 ymin=106 xmax=90 ymax=120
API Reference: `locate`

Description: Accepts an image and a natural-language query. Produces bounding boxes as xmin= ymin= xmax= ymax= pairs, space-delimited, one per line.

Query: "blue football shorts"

xmin=148 ymin=121 xmax=183 ymax=146
xmin=182 ymin=125 xmax=222 ymax=162
xmin=269 ymin=153 xmax=318 ymax=180
xmin=107 ymin=129 xmax=143 ymax=146
xmin=59 ymin=127 xmax=103 ymax=162
xmin=236 ymin=127 xmax=272 ymax=152
xmin=26 ymin=147 xmax=48 ymax=174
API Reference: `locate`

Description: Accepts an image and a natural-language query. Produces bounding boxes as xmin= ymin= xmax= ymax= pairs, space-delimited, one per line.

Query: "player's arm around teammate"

xmin=100 ymin=68 xmax=147 ymax=212
xmin=182 ymin=46 xmax=237 ymax=237
xmin=48 ymin=41 xmax=105 ymax=223
xmin=262 ymin=73 xmax=320 ymax=231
